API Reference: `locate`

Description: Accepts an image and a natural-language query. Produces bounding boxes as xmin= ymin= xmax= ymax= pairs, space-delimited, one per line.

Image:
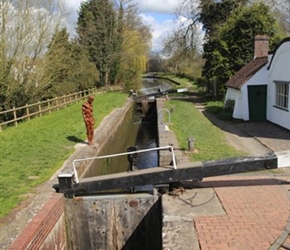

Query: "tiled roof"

xmin=225 ymin=57 xmax=268 ymax=89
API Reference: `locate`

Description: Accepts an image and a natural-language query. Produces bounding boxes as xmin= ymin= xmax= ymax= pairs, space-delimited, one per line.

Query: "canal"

xmin=132 ymin=77 xmax=175 ymax=170
xmin=63 ymin=77 xmax=178 ymax=250
xmin=80 ymin=77 xmax=176 ymax=187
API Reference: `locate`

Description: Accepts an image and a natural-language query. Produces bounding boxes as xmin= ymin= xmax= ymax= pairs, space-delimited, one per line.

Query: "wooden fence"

xmin=0 ymin=88 xmax=97 ymax=131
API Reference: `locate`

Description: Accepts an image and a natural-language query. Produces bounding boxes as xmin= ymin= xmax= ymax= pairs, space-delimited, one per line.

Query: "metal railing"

xmin=72 ymin=145 xmax=177 ymax=183
xmin=158 ymin=108 xmax=171 ymax=125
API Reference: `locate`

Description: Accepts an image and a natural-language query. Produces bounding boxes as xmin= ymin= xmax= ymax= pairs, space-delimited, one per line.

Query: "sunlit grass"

xmin=0 ymin=89 xmax=246 ymax=220
xmin=165 ymin=99 xmax=246 ymax=162
xmin=0 ymin=92 xmax=127 ymax=219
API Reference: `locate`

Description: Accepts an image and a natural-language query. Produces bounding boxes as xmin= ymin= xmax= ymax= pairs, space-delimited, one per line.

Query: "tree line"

xmin=149 ymin=0 xmax=290 ymax=98
xmin=1 ymin=0 xmax=289 ymax=120
xmin=0 ymin=0 xmax=151 ymax=121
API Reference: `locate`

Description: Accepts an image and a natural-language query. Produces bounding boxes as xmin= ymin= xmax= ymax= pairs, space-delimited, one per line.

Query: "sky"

xmin=64 ymin=0 xmax=185 ymax=52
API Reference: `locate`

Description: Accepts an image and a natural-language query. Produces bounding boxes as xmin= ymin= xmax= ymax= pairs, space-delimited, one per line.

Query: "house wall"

xmin=225 ymin=88 xmax=247 ymax=120
xmin=225 ymin=64 xmax=269 ymax=121
xmin=267 ymin=41 xmax=290 ymax=130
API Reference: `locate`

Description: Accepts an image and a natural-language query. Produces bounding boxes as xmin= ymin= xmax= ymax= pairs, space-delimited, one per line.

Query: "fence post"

xmin=48 ymin=99 xmax=51 ymax=114
xmin=56 ymin=97 xmax=59 ymax=111
xmin=0 ymin=87 xmax=96 ymax=131
xmin=38 ymin=101 xmax=42 ymax=116
xmin=13 ymin=107 xmax=18 ymax=126
xmin=26 ymin=104 xmax=30 ymax=121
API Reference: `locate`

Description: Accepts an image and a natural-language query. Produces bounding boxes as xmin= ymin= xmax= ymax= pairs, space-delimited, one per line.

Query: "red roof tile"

xmin=225 ymin=57 xmax=268 ymax=89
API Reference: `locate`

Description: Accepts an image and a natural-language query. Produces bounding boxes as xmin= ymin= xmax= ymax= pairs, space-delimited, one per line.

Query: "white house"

xmin=225 ymin=35 xmax=290 ymax=130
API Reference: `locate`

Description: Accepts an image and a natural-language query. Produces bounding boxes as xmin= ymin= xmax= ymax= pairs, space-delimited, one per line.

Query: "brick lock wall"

xmin=8 ymin=193 xmax=66 ymax=250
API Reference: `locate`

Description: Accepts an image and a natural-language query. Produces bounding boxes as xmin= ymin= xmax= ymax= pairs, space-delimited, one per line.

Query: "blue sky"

xmin=64 ymin=0 xmax=185 ymax=51
xmin=144 ymin=12 xmax=174 ymax=22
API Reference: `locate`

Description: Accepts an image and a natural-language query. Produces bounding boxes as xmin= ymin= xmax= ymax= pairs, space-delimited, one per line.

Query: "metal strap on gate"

xmin=72 ymin=145 xmax=176 ymax=183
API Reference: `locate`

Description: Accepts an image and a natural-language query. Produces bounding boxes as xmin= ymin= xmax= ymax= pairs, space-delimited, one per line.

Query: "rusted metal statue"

xmin=82 ymin=96 xmax=95 ymax=145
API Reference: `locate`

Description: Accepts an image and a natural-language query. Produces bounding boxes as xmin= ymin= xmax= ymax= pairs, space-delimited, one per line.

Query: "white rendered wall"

xmin=225 ymin=88 xmax=243 ymax=120
xmin=225 ymin=63 xmax=269 ymax=121
xmin=267 ymin=41 xmax=290 ymax=130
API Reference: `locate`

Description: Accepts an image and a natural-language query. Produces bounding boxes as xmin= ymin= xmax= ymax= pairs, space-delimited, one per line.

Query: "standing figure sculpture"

xmin=82 ymin=96 xmax=95 ymax=145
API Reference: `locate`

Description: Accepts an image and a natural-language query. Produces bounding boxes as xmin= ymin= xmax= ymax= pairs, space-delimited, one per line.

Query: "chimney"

xmin=254 ymin=35 xmax=269 ymax=58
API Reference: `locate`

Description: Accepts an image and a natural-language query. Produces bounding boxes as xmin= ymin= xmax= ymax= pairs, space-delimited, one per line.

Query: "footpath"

xmin=161 ymin=96 xmax=290 ymax=250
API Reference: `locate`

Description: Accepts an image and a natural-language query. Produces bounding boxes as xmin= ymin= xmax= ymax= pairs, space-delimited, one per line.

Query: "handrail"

xmin=72 ymin=145 xmax=177 ymax=183
xmin=158 ymin=108 xmax=171 ymax=125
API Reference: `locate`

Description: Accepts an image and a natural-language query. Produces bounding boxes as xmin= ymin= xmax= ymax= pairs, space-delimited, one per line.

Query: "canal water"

xmin=63 ymin=78 xmax=176 ymax=250
xmin=138 ymin=77 xmax=175 ymax=96
xmin=83 ymin=77 xmax=175 ymax=182
xmin=134 ymin=77 xmax=175 ymax=170
xmin=134 ymin=104 xmax=158 ymax=170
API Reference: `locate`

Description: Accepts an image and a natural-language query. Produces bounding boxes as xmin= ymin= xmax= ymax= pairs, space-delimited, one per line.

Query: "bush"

xmin=205 ymin=99 xmax=235 ymax=121
xmin=224 ymin=99 xmax=235 ymax=112
xmin=205 ymin=101 xmax=224 ymax=114
xmin=218 ymin=99 xmax=235 ymax=120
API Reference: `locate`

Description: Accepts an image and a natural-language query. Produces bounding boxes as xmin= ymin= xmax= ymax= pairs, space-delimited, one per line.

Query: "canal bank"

xmin=60 ymin=97 xmax=192 ymax=249
xmin=2 ymin=98 xmax=136 ymax=249
xmin=2 ymin=95 xmax=290 ymax=249
xmin=4 ymin=96 xmax=172 ymax=249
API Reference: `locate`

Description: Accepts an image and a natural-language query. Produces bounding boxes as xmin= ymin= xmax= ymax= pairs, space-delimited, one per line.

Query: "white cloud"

xmin=64 ymin=0 xmax=83 ymax=14
xmin=63 ymin=0 xmax=82 ymax=24
xmin=140 ymin=14 xmax=178 ymax=52
xmin=63 ymin=0 xmax=185 ymax=51
xmin=134 ymin=0 xmax=183 ymax=14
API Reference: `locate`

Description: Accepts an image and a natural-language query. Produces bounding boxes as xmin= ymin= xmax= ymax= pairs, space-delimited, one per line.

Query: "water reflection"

xmin=138 ymin=78 xmax=175 ymax=96
xmin=133 ymin=77 xmax=174 ymax=170
xmin=135 ymin=123 xmax=158 ymax=169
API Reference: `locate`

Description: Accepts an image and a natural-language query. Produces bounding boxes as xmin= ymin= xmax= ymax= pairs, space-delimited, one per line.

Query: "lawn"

xmin=165 ymin=99 xmax=247 ymax=162
xmin=0 ymin=92 xmax=127 ymax=219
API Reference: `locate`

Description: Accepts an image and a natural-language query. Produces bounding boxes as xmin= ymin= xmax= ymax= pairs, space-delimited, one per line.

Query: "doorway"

xmin=248 ymin=85 xmax=267 ymax=121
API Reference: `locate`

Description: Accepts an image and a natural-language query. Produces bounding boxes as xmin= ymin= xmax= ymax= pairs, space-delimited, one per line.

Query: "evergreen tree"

xmin=43 ymin=28 xmax=98 ymax=99
xmin=109 ymin=2 xmax=124 ymax=84
xmin=77 ymin=0 xmax=117 ymax=86
xmin=199 ymin=0 xmax=248 ymax=38
xmin=200 ymin=1 xmax=282 ymax=97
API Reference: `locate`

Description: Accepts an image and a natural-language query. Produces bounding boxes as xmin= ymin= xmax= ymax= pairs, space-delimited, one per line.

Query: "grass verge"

xmin=0 ymin=92 xmax=127 ymax=219
xmin=165 ymin=99 xmax=247 ymax=162
xmin=0 ymin=86 xmax=245 ymax=220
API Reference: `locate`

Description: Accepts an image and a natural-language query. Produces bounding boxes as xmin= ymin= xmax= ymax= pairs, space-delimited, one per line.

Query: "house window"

xmin=275 ymin=82 xmax=289 ymax=110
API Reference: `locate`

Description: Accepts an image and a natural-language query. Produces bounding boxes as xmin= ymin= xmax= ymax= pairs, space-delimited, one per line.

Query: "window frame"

xmin=274 ymin=81 xmax=289 ymax=111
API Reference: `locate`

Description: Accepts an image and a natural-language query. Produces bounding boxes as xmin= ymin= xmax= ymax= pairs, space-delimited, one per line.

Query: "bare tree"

xmin=0 ymin=0 xmax=69 ymax=107
xmin=264 ymin=0 xmax=290 ymax=35
xmin=160 ymin=0 xmax=203 ymax=77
